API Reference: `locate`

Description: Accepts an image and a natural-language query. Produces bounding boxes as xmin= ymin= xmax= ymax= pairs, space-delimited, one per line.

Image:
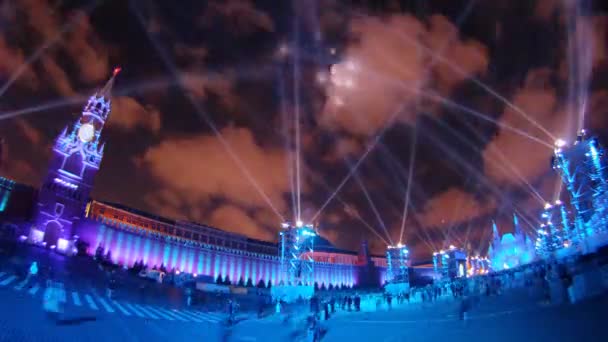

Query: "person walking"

xmin=185 ymin=287 xmax=193 ymax=307
xmin=22 ymin=261 xmax=38 ymax=289
xmin=42 ymin=275 xmax=64 ymax=323
xmin=106 ymin=270 xmax=117 ymax=299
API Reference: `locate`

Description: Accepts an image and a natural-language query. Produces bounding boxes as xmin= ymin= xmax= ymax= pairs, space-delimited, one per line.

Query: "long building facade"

xmin=2 ymin=71 xmax=387 ymax=289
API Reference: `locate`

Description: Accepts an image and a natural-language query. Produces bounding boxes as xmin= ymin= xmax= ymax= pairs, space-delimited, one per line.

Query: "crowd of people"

xmin=3 ymin=238 xmax=607 ymax=342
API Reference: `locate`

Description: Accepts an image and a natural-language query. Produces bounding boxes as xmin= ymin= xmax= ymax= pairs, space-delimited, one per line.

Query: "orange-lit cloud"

xmin=0 ymin=36 xmax=38 ymax=90
xmin=417 ymin=187 xmax=496 ymax=229
xmin=483 ymin=69 xmax=568 ymax=185
xmin=200 ymin=0 xmax=275 ymax=34
xmin=141 ymin=126 xmax=296 ymax=221
xmin=318 ymin=14 xmax=489 ymax=138
xmin=209 ymin=204 xmax=275 ymax=241
xmin=108 ymin=97 xmax=161 ymax=133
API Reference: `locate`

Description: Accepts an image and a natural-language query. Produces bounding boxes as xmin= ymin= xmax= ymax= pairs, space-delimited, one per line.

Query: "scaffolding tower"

xmin=279 ymin=222 xmax=317 ymax=286
xmin=386 ymin=244 xmax=410 ymax=284
xmin=550 ymin=130 xmax=608 ymax=252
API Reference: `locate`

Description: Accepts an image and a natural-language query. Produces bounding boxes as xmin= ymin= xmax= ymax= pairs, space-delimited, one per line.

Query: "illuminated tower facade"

xmin=29 ymin=68 xmax=120 ymax=250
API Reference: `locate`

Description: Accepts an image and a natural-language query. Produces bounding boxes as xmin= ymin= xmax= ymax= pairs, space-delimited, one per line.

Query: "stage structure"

xmin=272 ymin=221 xmax=317 ymax=302
xmin=547 ymin=130 xmax=608 ymax=256
xmin=467 ymin=256 xmax=490 ymax=276
xmin=384 ymin=243 xmax=410 ymax=295
xmin=433 ymin=245 xmax=467 ymax=280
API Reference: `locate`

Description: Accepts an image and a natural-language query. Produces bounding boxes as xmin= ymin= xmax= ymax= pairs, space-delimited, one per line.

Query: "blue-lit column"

xmin=553 ymin=144 xmax=586 ymax=245
xmin=587 ymin=137 xmax=608 ymax=234
xmin=386 ymin=244 xmax=409 ymax=284
xmin=440 ymin=251 xmax=449 ymax=279
xmin=432 ymin=252 xmax=438 ymax=279
xmin=542 ymin=203 xmax=563 ymax=250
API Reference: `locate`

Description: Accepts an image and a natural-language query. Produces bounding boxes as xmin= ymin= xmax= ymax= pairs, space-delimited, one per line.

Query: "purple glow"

xmin=29 ymin=229 xmax=44 ymax=244
xmin=57 ymin=238 xmax=69 ymax=251
xmin=74 ymin=219 xmax=371 ymax=287
xmin=53 ymin=177 xmax=78 ymax=189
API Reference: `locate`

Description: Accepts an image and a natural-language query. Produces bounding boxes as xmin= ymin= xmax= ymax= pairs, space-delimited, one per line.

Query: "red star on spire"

xmin=113 ymin=67 xmax=122 ymax=76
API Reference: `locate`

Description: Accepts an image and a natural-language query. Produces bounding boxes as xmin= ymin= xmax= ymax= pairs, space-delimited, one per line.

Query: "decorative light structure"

xmin=0 ymin=177 xmax=16 ymax=213
xmin=279 ymin=222 xmax=317 ymax=286
xmin=432 ymin=250 xmax=449 ymax=280
xmin=551 ymin=129 xmax=608 ymax=250
xmin=432 ymin=252 xmax=439 ymax=279
xmin=433 ymin=245 xmax=466 ymax=280
xmin=552 ymin=135 xmax=589 ymax=243
xmin=385 ymin=243 xmax=410 ymax=284
xmin=542 ymin=202 xmax=564 ymax=250
xmin=467 ymin=256 xmax=490 ymax=276
xmin=440 ymin=250 xmax=449 ymax=279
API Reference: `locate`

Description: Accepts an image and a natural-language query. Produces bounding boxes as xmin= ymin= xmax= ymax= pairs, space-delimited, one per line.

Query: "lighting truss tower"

xmin=279 ymin=222 xmax=317 ymax=286
xmin=541 ymin=202 xmax=565 ymax=250
xmin=432 ymin=252 xmax=439 ymax=279
xmin=552 ymin=130 xmax=608 ymax=242
xmin=586 ymin=136 xmax=608 ymax=235
xmin=386 ymin=244 xmax=410 ymax=284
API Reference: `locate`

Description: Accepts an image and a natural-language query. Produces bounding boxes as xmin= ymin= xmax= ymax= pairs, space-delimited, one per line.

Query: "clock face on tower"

xmin=78 ymin=123 xmax=96 ymax=143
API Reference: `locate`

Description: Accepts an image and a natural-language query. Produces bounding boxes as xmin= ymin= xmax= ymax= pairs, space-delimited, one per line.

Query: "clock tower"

xmin=30 ymin=68 xmax=120 ymax=250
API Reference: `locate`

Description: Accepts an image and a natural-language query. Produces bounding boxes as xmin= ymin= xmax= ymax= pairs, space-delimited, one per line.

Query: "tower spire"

xmin=513 ymin=213 xmax=521 ymax=237
xmin=492 ymin=220 xmax=501 ymax=246
xmin=97 ymin=67 xmax=121 ymax=100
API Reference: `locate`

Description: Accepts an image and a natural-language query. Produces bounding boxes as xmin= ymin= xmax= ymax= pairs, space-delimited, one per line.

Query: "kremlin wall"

xmin=0 ymin=70 xmax=391 ymax=288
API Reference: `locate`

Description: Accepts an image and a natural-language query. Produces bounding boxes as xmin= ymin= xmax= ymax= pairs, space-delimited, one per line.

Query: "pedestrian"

xmin=107 ymin=270 xmax=117 ymax=299
xmin=23 ymin=261 xmax=38 ymax=288
xmin=185 ymin=287 xmax=192 ymax=307
xmin=43 ymin=276 xmax=63 ymax=323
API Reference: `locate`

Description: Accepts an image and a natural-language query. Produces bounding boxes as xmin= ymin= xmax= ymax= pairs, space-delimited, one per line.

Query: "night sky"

xmin=1 ymin=0 xmax=607 ymax=259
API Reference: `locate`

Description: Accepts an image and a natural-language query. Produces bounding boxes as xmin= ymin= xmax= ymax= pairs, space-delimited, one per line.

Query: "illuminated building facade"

xmin=10 ymin=72 xmax=388 ymax=288
xmin=75 ymin=201 xmax=383 ymax=288
xmin=29 ymin=69 xmax=120 ymax=252
xmin=488 ymin=215 xmax=535 ymax=270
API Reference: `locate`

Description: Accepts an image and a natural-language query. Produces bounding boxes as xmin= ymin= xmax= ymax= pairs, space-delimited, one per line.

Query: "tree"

xmin=238 ymin=277 xmax=245 ymax=287
xmin=256 ymin=279 xmax=266 ymax=288
xmin=266 ymin=280 xmax=272 ymax=289
xmin=224 ymin=275 xmax=231 ymax=285
xmin=314 ymin=282 xmax=319 ymax=291
xmin=215 ymin=275 xmax=223 ymax=284
xmin=328 ymin=284 xmax=334 ymax=291
xmin=320 ymin=283 xmax=326 ymax=291
xmin=246 ymin=277 xmax=254 ymax=287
